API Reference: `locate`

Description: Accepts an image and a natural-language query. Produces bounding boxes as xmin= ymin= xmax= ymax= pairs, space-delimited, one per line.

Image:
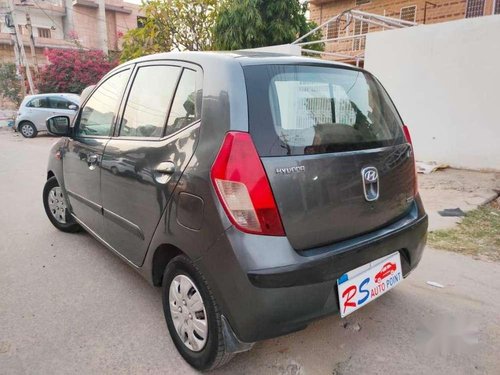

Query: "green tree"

xmin=0 ymin=63 xmax=22 ymax=106
xmin=120 ymin=0 xmax=219 ymax=62
xmin=213 ymin=0 xmax=324 ymax=52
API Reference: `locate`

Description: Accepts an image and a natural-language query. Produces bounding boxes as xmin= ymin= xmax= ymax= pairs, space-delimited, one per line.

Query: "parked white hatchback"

xmin=16 ymin=93 xmax=80 ymax=138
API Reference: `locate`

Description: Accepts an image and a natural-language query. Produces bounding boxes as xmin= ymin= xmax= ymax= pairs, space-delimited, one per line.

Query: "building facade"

xmin=0 ymin=0 xmax=140 ymax=65
xmin=308 ymin=0 xmax=500 ymax=64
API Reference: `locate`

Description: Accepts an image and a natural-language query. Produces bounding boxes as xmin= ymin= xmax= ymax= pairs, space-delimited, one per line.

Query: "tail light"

xmin=402 ymin=124 xmax=413 ymax=146
xmin=403 ymin=124 xmax=418 ymax=196
xmin=211 ymin=132 xmax=285 ymax=236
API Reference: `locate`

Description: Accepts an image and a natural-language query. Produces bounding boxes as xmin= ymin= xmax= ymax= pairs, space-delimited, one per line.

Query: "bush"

xmin=37 ymin=49 xmax=117 ymax=94
xmin=0 ymin=63 xmax=22 ymax=106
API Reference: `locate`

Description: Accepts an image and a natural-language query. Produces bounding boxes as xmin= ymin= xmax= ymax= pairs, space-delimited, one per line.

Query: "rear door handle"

xmin=153 ymin=161 xmax=175 ymax=184
xmin=154 ymin=161 xmax=175 ymax=175
xmin=87 ymin=154 xmax=98 ymax=170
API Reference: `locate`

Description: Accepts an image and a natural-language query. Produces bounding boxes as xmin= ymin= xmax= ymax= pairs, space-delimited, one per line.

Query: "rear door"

xmin=63 ymin=68 xmax=131 ymax=236
xmin=244 ymin=64 xmax=416 ymax=250
xmin=100 ymin=62 xmax=202 ymax=266
xmin=26 ymin=96 xmax=53 ymax=129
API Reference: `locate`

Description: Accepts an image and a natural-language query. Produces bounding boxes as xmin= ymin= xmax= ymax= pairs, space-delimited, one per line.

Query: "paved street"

xmin=0 ymin=130 xmax=499 ymax=375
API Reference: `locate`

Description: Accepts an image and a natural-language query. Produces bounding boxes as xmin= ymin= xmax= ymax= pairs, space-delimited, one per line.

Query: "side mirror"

xmin=68 ymin=104 xmax=78 ymax=111
xmin=47 ymin=115 xmax=71 ymax=136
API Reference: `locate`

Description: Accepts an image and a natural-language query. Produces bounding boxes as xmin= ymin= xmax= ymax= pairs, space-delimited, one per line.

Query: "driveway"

xmin=0 ymin=130 xmax=499 ymax=375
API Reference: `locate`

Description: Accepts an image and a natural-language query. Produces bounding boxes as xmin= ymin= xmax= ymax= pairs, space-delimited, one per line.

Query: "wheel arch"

xmin=152 ymin=243 xmax=184 ymax=286
xmin=47 ymin=170 xmax=55 ymax=180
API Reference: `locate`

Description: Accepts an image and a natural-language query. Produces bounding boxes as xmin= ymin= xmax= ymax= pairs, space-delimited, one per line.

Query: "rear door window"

xmin=244 ymin=65 xmax=405 ymax=156
xmin=166 ymin=69 xmax=200 ymax=136
xmin=27 ymin=97 xmax=49 ymax=108
xmin=119 ymin=65 xmax=181 ymax=138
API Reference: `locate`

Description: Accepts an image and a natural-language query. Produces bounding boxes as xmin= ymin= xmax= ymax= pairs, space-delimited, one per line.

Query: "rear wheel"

xmin=19 ymin=121 xmax=37 ymax=138
xmin=43 ymin=177 xmax=81 ymax=233
xmin=162 ymin=255 xmax=234 ymax=370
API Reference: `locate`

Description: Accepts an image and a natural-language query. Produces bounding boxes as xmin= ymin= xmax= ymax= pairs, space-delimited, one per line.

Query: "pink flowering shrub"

xmin=37 ymin=49 xmax=118 ymax=94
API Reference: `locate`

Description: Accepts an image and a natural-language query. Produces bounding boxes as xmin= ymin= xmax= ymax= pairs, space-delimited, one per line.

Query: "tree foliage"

xmin=0 ymin=63 xmax=22 ymax=105
xmin=37 ymin=49 xmax=117 ymax=94
xmin=213 ymin=0 xmax=324 ymax=52
xmin=120 ymin=0 xmax=219 ymax=62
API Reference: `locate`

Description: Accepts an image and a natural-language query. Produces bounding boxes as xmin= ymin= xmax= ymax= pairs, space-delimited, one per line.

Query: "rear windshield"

xmin=243 ymin=64 xmax=405 ymax=156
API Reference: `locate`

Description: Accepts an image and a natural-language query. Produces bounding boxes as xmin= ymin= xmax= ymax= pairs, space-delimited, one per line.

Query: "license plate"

xmin=337 ymin=252 xmax=402 ymax=318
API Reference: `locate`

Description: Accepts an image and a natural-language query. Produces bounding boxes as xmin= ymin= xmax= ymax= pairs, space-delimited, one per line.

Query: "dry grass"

xmin=428 ymin=200 xmax=500 ymax=261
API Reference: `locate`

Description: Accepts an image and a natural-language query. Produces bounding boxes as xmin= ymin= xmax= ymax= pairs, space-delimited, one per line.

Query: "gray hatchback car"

xmin=43 ymin=52 xmax=428 ymax=370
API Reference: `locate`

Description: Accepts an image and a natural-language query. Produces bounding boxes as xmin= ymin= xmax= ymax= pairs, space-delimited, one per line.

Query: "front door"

xmin=100 ymin=63 xmax=202 ymax=266
xmin=63 ymin=69 xmax=131 ymax=236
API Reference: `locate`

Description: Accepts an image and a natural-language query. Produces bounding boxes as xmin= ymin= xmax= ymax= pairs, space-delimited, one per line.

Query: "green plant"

xmin=213 ymin=0 xmax=324 ymax=52
xmin=0 ymin=63 xmax=22 ymax=106
xmin=120 ymin=0 xmax=219 ymax=62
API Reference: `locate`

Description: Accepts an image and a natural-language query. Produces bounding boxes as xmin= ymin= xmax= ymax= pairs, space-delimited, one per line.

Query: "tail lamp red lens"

xmin=402 ymin=124 xmax=413 ymax=146
xmin=210 ymin=132 xmax=285 ymax=236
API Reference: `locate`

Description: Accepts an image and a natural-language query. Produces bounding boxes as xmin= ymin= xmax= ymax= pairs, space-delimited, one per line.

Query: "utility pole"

xmin=97 ymin=0 xmax=108 ymax=54
xmin=6 ymin=0 xmax=35 ymax=94
xmin=9 ymin=23 xmax=27 ymax=98
xmin=25 ymin=12 xmax=39 ymax=75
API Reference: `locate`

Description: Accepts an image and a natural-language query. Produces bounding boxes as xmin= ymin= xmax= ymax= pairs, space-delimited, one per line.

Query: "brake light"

xmin=403 ymin=124 xmax=418 ymax=196
xmin=211 ymin=132 xmax=285 ymax=236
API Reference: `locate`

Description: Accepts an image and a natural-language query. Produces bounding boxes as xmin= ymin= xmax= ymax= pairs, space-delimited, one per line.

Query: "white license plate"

xmin=337 ymin=252 xmax=403 ymax=318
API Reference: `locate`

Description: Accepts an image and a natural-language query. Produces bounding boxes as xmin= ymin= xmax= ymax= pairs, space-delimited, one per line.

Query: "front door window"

xmin=76 ymin=69 xmax=130 ymax=137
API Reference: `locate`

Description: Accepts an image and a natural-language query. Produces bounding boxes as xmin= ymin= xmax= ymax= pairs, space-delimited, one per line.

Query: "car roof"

xmin=25 ymin=93 xmax=79 ymax=99
xmin=122 ymin=50 xmax=356 ymax=70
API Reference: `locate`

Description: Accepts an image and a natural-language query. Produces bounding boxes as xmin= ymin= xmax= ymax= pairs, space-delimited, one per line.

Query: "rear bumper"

xmin=248 ymin=210 xmax=427 ymax=288
xmin=198 ymin=199 xmax=427 ymax=343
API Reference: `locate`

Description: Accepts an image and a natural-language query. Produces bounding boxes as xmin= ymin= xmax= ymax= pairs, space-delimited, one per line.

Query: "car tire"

xmin=19 ymin=121 xmax=38 ymax=138
xmin=43 ymin=176 xmax=81 ymax=233
xmin=162 ymin=255 xmax=234 ymax=371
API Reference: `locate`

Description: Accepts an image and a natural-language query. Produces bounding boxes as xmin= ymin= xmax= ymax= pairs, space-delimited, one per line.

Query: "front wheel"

xmin=162 ymin=255 xmax=234 ymax=371
xmin=43 ymin=176 xmax=81 ymax=233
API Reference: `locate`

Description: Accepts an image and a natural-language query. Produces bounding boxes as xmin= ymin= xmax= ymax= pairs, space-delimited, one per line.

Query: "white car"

xmin=16 ymin=93 xmax=80 ymax=138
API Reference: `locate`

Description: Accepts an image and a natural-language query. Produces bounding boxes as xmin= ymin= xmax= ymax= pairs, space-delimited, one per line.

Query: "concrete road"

xmin=1 ymin=130 xmax=499 ymax=375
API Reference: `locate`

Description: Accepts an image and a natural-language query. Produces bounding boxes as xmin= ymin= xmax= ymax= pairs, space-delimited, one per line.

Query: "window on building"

xmin=494 ymin=0 xmax=500 ymax=14
xmin=38 ymin=28 xmax=51 ymax=38
xmin=137 ymin=16 xmax=147 ymax=28
xmin=400 ymin=5 xmax=417 ymax=22
xmin=355 ymin=0 xmax=370 ymax=5
xmin=465 ymin=0 xmax=485 ymax=18
xmin=326 ymin=20 xmax=339 ymax=40
xmin=353 ymin=19 xmax=368 ymax=51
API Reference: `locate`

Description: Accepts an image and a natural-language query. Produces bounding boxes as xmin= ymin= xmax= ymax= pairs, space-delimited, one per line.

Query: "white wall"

xmin=365 ymin=15 xmax=500 ymax=171
xmin=243 ymin=44 xmax=302 ymax=56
